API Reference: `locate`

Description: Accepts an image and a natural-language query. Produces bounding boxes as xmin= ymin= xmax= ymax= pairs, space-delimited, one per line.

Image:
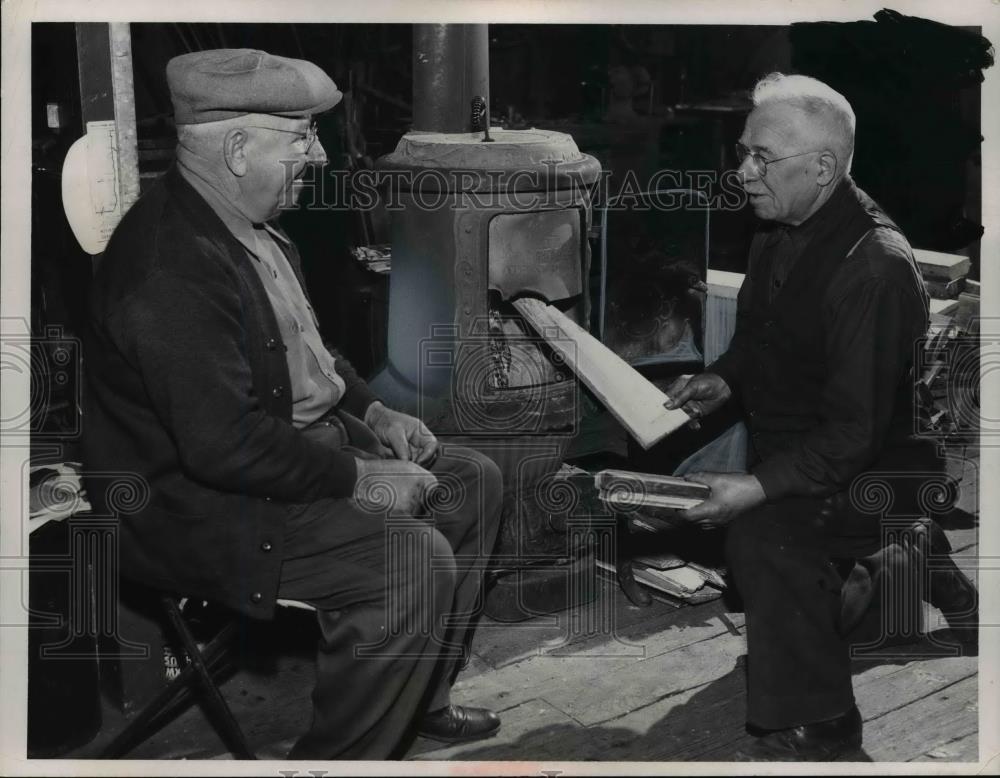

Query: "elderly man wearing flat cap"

xmin=83 ymin=49 xmax=503 ymax=759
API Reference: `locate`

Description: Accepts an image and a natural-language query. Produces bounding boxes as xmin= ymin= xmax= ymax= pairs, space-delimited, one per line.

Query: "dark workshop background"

xmin=30 ymin=16 xmax=990 ymax=411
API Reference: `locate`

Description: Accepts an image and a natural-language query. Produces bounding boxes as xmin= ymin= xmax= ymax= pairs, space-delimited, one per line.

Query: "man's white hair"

xmin=752 ymin=72 xmax=856 ymax=177
xmin=176 ymin=116 xmax=251 ymax=151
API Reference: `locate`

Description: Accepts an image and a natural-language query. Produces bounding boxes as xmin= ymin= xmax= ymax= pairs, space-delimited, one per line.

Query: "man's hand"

xmin=664 ymin=372 xmax=732 ymax=430
xmin=680 ymin=472 xmax=766 ymax=529
xmin=364 ymin=401 xmax=439 ymax=465
xmin=353 ymin=457 xmax=438 ymax=515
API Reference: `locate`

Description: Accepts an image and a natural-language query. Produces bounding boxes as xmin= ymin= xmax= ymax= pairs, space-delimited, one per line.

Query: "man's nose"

xmin=737 ymin=154 xmax=758 ymax=184
xmin=308 ymin=138 xmax=328 ymax=166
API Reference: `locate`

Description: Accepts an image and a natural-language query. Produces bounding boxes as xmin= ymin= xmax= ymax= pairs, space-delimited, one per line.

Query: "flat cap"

xmin=167 ymin=49 xmax=342 ymax=125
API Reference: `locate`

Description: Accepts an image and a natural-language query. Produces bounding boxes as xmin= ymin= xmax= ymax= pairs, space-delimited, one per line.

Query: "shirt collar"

xmin=765 ymin=176 xmax=854 ymax=244
xmin=790 ymin=176 xmax=853 ymax=234
xmin=176 ymin=145 xmax=291 ymax=258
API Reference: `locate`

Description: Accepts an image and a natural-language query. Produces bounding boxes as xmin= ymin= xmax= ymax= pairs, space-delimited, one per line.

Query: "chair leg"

xmin=162 ymin=597 xmax=256 ymax=759
xmin=101 ymin=599 xmax=254 ymax=759
xmin=101 ymin=659 xmax=203 ymax=758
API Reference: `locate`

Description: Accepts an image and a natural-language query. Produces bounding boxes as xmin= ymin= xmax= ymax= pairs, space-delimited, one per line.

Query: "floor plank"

xmin=469 ymin=575 xmax=685 ymax=670
xmin=861 ymin=676 xmax=978 ymax=762
xmin=854 ymin=655 xmax=976 ymax=721
xmin=540 ymin=628 xmax=747 ymax=727
xmin=914 ymin=730 xmax=979 ymax=762
xmin=592 ymin=651 xmax=749 ymax=761
xmin=449 ymin=611 xmax=742 ymax=718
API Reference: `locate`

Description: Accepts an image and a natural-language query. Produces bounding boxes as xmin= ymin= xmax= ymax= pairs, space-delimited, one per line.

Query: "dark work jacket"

xmin=83 ymin=166 xmax=377 ymax=619
xmin=711 ymin=178 xmax=936 ymax=502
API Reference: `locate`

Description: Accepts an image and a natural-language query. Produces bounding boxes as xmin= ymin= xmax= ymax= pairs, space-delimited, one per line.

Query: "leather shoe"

xmin=418 ymin=704 xmax=501 ymax=744
xmin=736 ymin=706 xmax=863 ymax=761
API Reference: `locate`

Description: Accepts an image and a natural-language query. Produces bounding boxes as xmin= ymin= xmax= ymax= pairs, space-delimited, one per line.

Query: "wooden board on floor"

xmin=862 ymin=675 xmax=978 ymax=762
xmin=468 ymin=576 xmax=734 ymax=671
xmin=593 ymin=649 xmax=749 ymax=761
xmin=468 ymin=576 xmax=678 ymax=670
xmin=452 ymin=612 xmax=743 ymax=717
xmin=539 ymin=627 xmax=747 ymax=727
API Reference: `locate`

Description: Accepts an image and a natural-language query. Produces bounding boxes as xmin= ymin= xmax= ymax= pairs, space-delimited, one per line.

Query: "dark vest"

xmin=739 ymin=181 xmax=922 ymax=465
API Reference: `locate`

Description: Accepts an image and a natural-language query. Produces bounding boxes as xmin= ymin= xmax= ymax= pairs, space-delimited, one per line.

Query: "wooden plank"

xmin=600 ymin=650 xmax=749 ymax=761
xmin=539 ymin=628 xmax=746 ymax=726
xmin=929 ymin=297 xmax=960 ymax=316
xmin=596 ymin=469 xmax=710 ymax=499
xmin=913 ymin=248 xmax=971 ymax=282
xmin=706 ymin=271 xmax=741 ymax=363
xmin=916 ymin=731 xmax=979 ymax=762
xmin=862 ymin=675 xmax=978 ymax=762
xmin=468 ymin=576 xmax=682 ymax=670
xmin=854 ymin=655 xmax=976 ymax=721
xmin=706 ymin=269 xmax=744 ymax=298
xmin=585 ymin=634 xmax=975 ymax=762
xmin=513 ymin=297 xmax=690 ymax=449
xmin=945 ymin=528 xmax=977 ymax=554
xmin=453 ymin=612 xmax=741 ymax=716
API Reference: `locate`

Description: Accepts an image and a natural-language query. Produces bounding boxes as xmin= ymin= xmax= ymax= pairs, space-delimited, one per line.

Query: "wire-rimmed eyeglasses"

xmin=246 ymin=122 xmax=319 ymax=152
xmin=734 ymin=142 xmax=824 ymax=178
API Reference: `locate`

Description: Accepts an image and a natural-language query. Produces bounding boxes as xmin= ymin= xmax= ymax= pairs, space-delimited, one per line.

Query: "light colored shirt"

xmin=176 ymin=148 xmax=345 ymax=428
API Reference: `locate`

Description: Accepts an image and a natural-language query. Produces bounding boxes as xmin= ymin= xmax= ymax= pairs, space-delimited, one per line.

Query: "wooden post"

xmin=74 ymin=23 xmax=139 ymax=266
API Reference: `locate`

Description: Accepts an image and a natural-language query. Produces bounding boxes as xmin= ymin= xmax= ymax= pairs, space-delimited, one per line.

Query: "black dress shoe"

xmin=736 ymin=706 xmax=863 ymax=762
xmin=418 ymin=705 xmax=501 ymax=744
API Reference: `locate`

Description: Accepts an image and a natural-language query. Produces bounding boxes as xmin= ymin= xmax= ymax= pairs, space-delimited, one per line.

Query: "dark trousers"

xmin=278 ymin=435 xmax=502 ymax=759
xmin=724 ymin=483 xmax=951 ymax=730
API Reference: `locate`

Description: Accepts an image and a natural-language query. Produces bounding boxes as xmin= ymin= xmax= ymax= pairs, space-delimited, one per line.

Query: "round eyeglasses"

xmin=735 ymin=142 xmax=824 ymax=178
xmin=246 ymin=122 xmax=319 ymax=152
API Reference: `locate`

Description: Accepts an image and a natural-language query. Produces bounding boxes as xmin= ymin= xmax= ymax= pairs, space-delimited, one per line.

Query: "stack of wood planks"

xmin=913 ymin=248 xmax=972 ymax=301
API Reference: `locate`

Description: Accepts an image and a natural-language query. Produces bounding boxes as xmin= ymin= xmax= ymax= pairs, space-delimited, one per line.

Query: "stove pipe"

xmin=412 ymin=24 xmax=490 ymax=133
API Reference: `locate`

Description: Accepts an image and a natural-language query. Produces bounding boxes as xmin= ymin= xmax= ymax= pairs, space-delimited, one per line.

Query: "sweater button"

xmin=272 ymin=386 xmax=284 ymax=398
xmin=264 ymin=496 xmax=272 ymax=503
xmin=250 ymin=592 xmax=263 ymax=604
xmin=260 ymin=541 xmax=273 ymax=552
xmin=266 ymin=338 xmax=278 ymax=351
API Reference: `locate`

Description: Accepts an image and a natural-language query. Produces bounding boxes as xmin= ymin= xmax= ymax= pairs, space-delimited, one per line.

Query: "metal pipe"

xmin=412 ymin=24 xmax=489 ymax=133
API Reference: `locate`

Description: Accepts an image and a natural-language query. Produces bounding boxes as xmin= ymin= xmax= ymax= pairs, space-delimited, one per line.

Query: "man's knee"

xmin=382 ymin=526 xmax=457 ymax=631
xmin=431 ymin=446 xmax=504 ymax=531
xmin=441 ymin=446 xmax=502 ymax=499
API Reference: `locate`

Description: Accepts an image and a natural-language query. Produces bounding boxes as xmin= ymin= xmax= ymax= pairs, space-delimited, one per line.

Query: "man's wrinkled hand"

xmin=364 ymin=401 xmax=439 ymax=465
xmin=663 ymin=372 xmax=733 ymax=430
xmin=680 ymin=472 xmax=766 ymax=528
xmin=353 ymin=457 xmax=438 ymax=515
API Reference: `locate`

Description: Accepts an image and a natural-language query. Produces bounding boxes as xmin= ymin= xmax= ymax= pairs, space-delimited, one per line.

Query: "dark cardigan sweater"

xmin=83 ymin=166 xmax=377 ymax=618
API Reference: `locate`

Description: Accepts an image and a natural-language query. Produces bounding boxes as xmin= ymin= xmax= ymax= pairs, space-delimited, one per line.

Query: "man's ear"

xmin=223 ymin=128 xmax=249 ymax=177
xmin=816 ymin=150 xmax=838 ymax=186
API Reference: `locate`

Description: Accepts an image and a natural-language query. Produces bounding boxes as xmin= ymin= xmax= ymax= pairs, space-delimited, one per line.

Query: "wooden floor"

xmin=66 ymin=456 xmax=980 ymax=765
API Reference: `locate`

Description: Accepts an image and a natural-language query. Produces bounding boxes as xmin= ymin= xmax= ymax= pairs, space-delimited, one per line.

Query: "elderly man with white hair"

xmin=666 ymin=73 xmax=977 ymax=761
